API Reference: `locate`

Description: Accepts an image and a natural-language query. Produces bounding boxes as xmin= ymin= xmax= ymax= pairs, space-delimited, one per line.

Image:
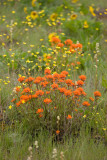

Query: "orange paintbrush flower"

xmin=44 ymin=98 xmax=52 ymax=104
xmin=94 ymin=91 xmax=101 ymax=97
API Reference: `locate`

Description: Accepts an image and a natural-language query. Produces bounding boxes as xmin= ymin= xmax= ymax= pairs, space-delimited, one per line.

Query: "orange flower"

xmin=65 ymin=39 xmax=72 ymax=46
xmin=82 ymin=101 xmax=90 ymax=106
xmin=76 ymin=43 xmax=82 ymax=49
xmin=61 ymin=71 xmax=68 ymax=76
xmin=64 ymin=90 xmax=72 ymax=96
xmin=79 ymin=75 xmax=86 ymax=81
xmin=77 ymin=61 xmax=81 ymax=65
xmin=89 ymin=97 xmax=94 ymax=101
xmin=51 ymin=83 xmax=58 ymax=89
xmin=53 ymin=73 xmax=59 ymax=79
xmin=23 ymin=87 xmax=31 ymax=93
xmin=51 ymin=36 xmax=61 ymax=44
xmin=58 ymin=87 xmax=66 ymax=93
xmin=81 ymin=91 xmax=87 ymax=96
xmin=73 ymin=90 xmax=81 ymax=96
xmin=20 ymin=95 xmax=29 ymax=101
xmin=25 ymin=77 xmax=34 ymax=83
xmin=46 ymin=91 xmax=50 ymax=94
xmin=40 ymin=81 xmax=49 ymax=87
xmin=94 ymin=91 xmax=101 ymax=97
xmin=77 ymin=87 xmax=84 ymax=93
xmin=57 ymin=43 xmax=64 ymax=47
xmin=67 ymin=115 xmax=72 ymax=119
xmin=59 ymin=73 xmax=66 ymax=80
xmin=44 ymin=68 xmax=51 ymax=75
xmin=36 ymin=90 xmax=44 ymax=96
xmin=77 ymin=80 xmax=84 ymax=86
xmin=11 ymin=98 xmax=16 ymax=102
xmin=16 ymin=87 xmax=20 ymax=92
xmin=56 ymin=130 xmax=60 ymax=134
xmin=36 ymin=108 xmax=43 ymax=114
xmin=32 ymin=94 xmax=38 ymax=98
xmin=46 ymin=75 xmax=53 ymax=80
xmin=44 ymin=98 xmax=52 ymax=104
xmin=16 ymin=101 xmax=21 ymax=107
xmin=65 ymin=79 xmax=73 ymax=86
xmin=34 ymin=79 xmax=40 ymax=84
xmin=18 ymin=77 xmax=25 ymax=83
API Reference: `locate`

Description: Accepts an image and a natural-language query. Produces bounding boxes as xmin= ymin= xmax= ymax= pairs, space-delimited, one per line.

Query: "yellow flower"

xmin=70 ymin=14 xmax=77 ymax=20
xmin=72 ymin=0 xmax=79 ymax=3
xmin=83 ymin=115 xmax=86 ymax=118
xmin=48 ymin=32 xmax=58 ymax=42
xmin=9 ymin=105 xmax=12 ymax=109
xmin=24 ymin=7 xmax=27 ymax=14
xmin=89 ymin=6 xmax=96 ymax=16
xmin=83 ymin=21 xmax=89 ymax=28
xmin=32 ymin=0 xmax=36 ymax=7
xmin=50 ymin=13 xmax=58 ymax=21
xmin=31 ymin=11 xmax=38 ymax=20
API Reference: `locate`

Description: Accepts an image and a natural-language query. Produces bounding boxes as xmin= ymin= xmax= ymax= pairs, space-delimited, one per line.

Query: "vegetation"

xmin=0 ymin=0 xmax=107 ymax=159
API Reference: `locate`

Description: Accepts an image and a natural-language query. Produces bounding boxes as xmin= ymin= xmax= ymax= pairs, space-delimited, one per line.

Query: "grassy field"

xmin=0 ymin=0 xmax=107 ymax=159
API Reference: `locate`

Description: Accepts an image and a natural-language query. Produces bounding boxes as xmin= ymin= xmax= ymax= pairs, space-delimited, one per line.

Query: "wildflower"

xmin=34 ymin=79 xmax=40 ymax=84
xmin=44 ymin=68 xmax=51 ymax=75
xmin=57 ymin=43 xmax=64 ymax=48
xmin=65 ymin=79 xmax=73 ymax=86
xmin=31 ymin=11 xmax=38 ymax=20
xmin=60 ymin=73 xmax=66 ymax=80
xmin=36 ymin=90 xmax=44 ymax=96
xmin=23 ymin=87 xmax=31 ymax=93
xmin=56 ymin=130 xmax=60 ymax=134
xmin=89 ymin=6 xmax=96 ymax=16
xmin=50 ymin=13 xmax=58 ymax=21
xmin=16 ymin=87 xmax=20 ymax=92
xmin=70 ymin=14 xmax=77 ymax=20
xmin=52 ymin=148 xmax=57 ymax=159
xmin=83 ymin=115 xmax=86 ymax=118
xmin=94 ymin=91 xmax=101 ymax=97
xmin=46 ymin=91 xmax=50 ymax=94
xmin=77 ymin=80 xmax=84 ymax=86
xmin=65 ymin=39 xmax=72 ymax=46
xmin=18 ymin=76 xmax=25 ymax=83
xmin=51 ymin=83 xmax=58 ymax=89
xmin=83 ymin=21 xmax=89 ymax=29
xmin=25 ymin=77 xmax=34 ymax=83
xmin=32 ymin=94 xmax=38 ymax=98
xmin=46 ymin=75 xmax=53 ymax=80
xmin=9 ymin=105 xmax=12 ymax=109
xmin=16 ymin=101 xmax=21 ymax=107
xmin=53 ymin=73 xmax=59 ymax=79
xmin=58 ymin=87 xmax=66 ymax=93
xmin=51 ymin=36 xmax=61 ymax=44
xmin=61 ymin=71 xmax=68 ymax=76
xmin=32 ymin=0 xmax=36 ymax=7
xmin=34 ymin=140 xmax=39 ymax=149
xmin=67 ymin=115 xmax=72 ymax=119
xmin=60 ymin=151 xmax=64 ymax=159
xmin=79 ymin=75 xmax=86 ymax=81
xmin=44 ymin=98 xmax=52 ymax=104
xmin=36 ymin=108 xmax=43 ymax=114
xmin=11 ymin=98 xmax=16 ymax=102
xmin=82 ymin=101 xmax=90 ymax=106
xmin=48 ymin=32 xmax=58 ymax=42
xmin=64 ymin=90 xmax=72 ymax=96
xmin=73 ymin=90 xmax=81 ymax=96
xmin=89 ymin=97 xmax=94 ymax=101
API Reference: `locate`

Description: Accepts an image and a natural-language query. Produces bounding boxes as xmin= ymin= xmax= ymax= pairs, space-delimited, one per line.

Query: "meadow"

xmin=0 ymin=0 xmax=107 ymax=159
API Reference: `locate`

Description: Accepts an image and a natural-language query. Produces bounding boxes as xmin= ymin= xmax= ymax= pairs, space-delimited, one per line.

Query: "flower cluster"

xmin=11 ymin=69 xmax=101 ymax=137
